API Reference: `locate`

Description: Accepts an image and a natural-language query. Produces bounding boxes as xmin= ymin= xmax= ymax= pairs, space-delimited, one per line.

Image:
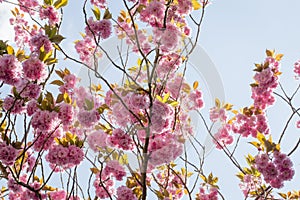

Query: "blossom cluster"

xmin=46 ymin=145 xmax=84 ymax=169
xmin=196 ymin=187 xmax=218 ymax=200
xmin=0 ymin=142 xmax=19 ymax=166
xmin=255 ymin=151 xmax=294 ymax=189
xmin=93 ymin=160 xmax=127 ymax=198
xmin=251 ymin=56 xmax=281 ymax=110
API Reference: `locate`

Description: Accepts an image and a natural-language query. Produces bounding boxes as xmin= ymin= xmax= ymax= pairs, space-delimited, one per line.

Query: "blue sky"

xmin=199 ymin=1 xmax=300 ymax=198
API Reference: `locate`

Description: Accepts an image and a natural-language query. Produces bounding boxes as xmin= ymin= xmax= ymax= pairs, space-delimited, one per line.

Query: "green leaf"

xmin=119 ymin=154 xmax=128 ymax=165
xmin=45 ymin=58 xmax=58 ymax=65
xmin=45 ymin=92 xmax=55 ymax=106
xmin=266 ymin=49 xmax=274 ymax=57
xmin=92 ymin=6 xmax=101 ymax=20
xmin=103 ymin=9 xmax=112 ymax=19
xmin=50 ymin=80 xmax=64 ymax=86
xmin=55 ymin=70 xmax=64 ymax=79
xmin=56 ymin=94 xmax=64 ymax=103
xmin=53 ymin=0 xmax=68 ymax=9
xmin=44 ymin=0 xmax=53 ymax=5
xmin=85 ymin=99 xmax=94 ymax=111
xmin=50 ymin=34 xmax=65 ymax=44
xmin=249 ymin=141 xmax=260 ymax=149
xmin=215 ymin=98 xmax=221 ymax=108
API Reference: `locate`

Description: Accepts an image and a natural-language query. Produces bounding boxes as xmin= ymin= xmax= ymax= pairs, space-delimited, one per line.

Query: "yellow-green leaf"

xmin=50 ymin=80 xmax=64 ymax=86
xmin=193 ymin=81 xmax=198 ymax=90
xmin=275 ymin=53 xmax=284 ymax=61
xmin=215 ymin=98 xmax=221 ymax=108
xmin=119 ymin=154 xmax=128 ymax=165
xmin=103 ymin=9 xmax=112 ymax=19
xmin=92 ymin=6 xmax=101 ymax=20
xmin=256 ymin=132 xmax=265 ymax=144
xmin=266 ymin=49 xmax=274 ymax=57
xmin=163 ymin=93 xmax=170 ymax=103
xmin=192 ymin=0 xmax=202 ymax=10
xmin=54 ymin=0 xmax=68 ymax=9
xmin=6 ymin=45 xmax=14 ymax=55
xmin=63 ymin=93 xmax=72 ymax=104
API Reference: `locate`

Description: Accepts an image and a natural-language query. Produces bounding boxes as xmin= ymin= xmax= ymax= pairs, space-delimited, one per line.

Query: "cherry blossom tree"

xmin=0 ymin=0 xmax=299 ymax=199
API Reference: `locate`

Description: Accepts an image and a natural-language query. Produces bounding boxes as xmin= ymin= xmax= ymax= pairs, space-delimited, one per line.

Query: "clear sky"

xmin=198 ymin=1 xmax=300 ymax=199
xmin=1 ymin=0 xmax=300 ymax=199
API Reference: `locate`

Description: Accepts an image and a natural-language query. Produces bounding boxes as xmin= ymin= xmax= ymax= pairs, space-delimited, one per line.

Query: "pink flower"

xmin=77 ymin=109 xmax=100 ymax=127
xmin=58 ymin=103 xmax=74 ymax=125
xmin=85 ymin=18 xmax=112 ymax=39
xmin=87 ymin=130 xmax=108 ymax=152
xmin=68 ymin=145 xmax=84 ymax=165
xmin=31 ymin=110 xmax=59 ymax=131
xmin=46 ymin=145 xmax=84 ymax=167
xmin=0 ymin=142 xmax=19 ymax=166
xmin=213 ymin=124 xmax=233 ymax=149
xmin=18 ymin=0 xmax=39 ymax=15
xmin=187 ymin=89 xmax=204 ymax=110
xmin=26 ymin=100 xmax=38 ymax=116
xmin=116 ymin=186 xmax=137 ymax=200
xmin=49 ymin=190 xmax=67 ymax=200
xmin=296 ymin=120 xmax=300 ymax=128
xmin=154 ymin=25 xmax=180 ymax=52
xmin=209 ymin=107 xmax=226 ymax=122
xmin=3 ymin=96 xmax=25 ymax=114
xmin=0 ymin=54 xmax=22 ymax=85
xmin=239 ymin=174 xmax=262 ymax=197
xmin=254 ymin=152 xmax=294 ymax=188
xmin=33 ymin=129 xmax=61 ymax=151
xmin=108 ymin=128 xmax=134 ymax=151
xmin=91 ymin=0 xmax=107 ymax=8
xmin=197 ymin=187 xmax=218 ymax=200
xmin=150 ymin=143 xmax=183 ymax=166
xmin=294 ymin=59 xmax=300 ymax=77
xmin=39 ymin=6 xmax=60 ymax=26
xmin=140 ymin=1 xmax=165 ymax=27
xmin=103 ymin=160 xmax=126 ymax=181
xmin=177 ymin=0 xmax=193 ymax=14
xmin=75 ymin=36 xmax=97 ymax=65
xmin=22 ymin=56 xmax=47 ymax=82
xmin=16 ymin=80 xmax=41 ymax=99
xmin=94 ymin=177 xmax=115 ymax=199
xmin=98 ymin=19 xmax=112 ymax=39
xmin=30 ymin=33 xmax=53 ymax=53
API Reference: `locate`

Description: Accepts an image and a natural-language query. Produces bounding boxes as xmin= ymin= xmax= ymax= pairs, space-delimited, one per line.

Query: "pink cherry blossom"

xmin=16 ymin=80 xmax=41 ymax=99
xmin=213 ymin=124 xmax=234 ymax=149
xmin=0 ymin=54 xmax=22 ymax=85
xmin=0 ymin=142 xmax=19 ymax=166
xmin=87 ymin=130 xmax=108 ymax=152
xmin=294 ymin=59 xmax=300 ymax=77
xmin=39 ymin=5 xmax=60 ymax=26
xmin=58 ymin=103 xmax=74 ymax=125
xmin=49 ymin=190 xmax=67 ymax=200
xmin=116 ymin=186 xmax=137 ymax=200
xmin=91 ymin=0 xmax=107 ymax=8
xmin=30 ymin=33 xmax=53 ymax=53
xmin=108 ymin=128 xmax=134 ymax=150
xmin=18 ymin=0 xmax=39 ymax=14
xmin=31 ymin=110 xmax=59 ymax=131
xmin=77 ymin=109 xmax=100 ymax=127
xmin=103 ymin=160 xmax=126 ymax=181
